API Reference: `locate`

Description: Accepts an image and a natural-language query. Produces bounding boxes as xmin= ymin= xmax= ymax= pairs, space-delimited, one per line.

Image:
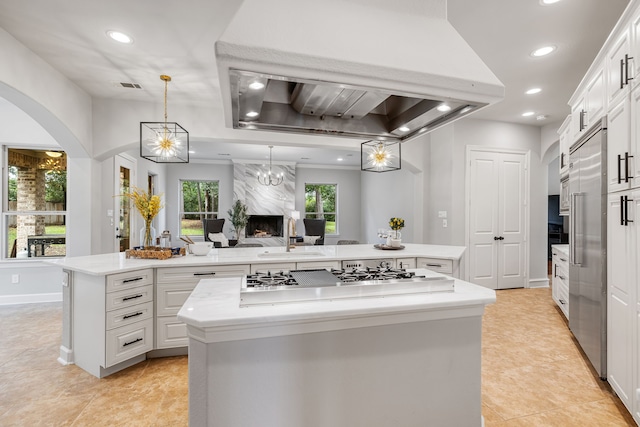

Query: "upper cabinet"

xmin=558 ymin=115 xmax=571 ymax=178
xmin=570 ymin=66 xmax=605 ymax=141
xmin=607 ymin=30 xmax=633 ymax=109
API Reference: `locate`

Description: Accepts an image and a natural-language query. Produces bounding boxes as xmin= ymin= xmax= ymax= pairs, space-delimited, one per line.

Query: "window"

xmin=179 ymin=180 xmax=219 ymax=237
xmin=3 ymin=147 xmax=67 ymax=259
xmin=304 ymin=184 xmax=337 ymax=234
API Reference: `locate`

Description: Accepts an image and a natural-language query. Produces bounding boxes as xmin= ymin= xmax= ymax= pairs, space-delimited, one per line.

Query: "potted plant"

xmin=227 ymin=199 xmax=248 ymax=243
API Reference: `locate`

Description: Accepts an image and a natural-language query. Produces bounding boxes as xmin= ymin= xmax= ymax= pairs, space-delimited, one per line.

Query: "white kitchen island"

xmin=49 ymin=244 xmax=469 ymax=379
xmin=178 ymin=269 xmax=495 ymax=427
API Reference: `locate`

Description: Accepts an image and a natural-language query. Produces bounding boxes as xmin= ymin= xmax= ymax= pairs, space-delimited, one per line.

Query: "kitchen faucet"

xmin=285 ymin=215 xmax=297 ymax=252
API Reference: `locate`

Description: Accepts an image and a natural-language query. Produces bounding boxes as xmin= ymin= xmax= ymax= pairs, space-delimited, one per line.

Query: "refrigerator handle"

xmin=570 ymin=192 xmax=583 ymax=267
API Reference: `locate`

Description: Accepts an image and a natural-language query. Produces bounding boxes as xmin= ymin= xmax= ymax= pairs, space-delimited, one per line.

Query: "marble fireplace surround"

xmin=233 ymin=160 xmax=295 ymax=247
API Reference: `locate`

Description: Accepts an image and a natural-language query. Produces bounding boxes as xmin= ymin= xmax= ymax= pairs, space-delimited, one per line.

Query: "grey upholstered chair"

xmin=202 ymin=219 xmax=225 ymax=247
xmin=302 ymin=218 xmax=326 ymax=245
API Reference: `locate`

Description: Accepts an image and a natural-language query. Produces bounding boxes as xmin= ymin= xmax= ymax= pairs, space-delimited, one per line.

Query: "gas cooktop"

xmin=240 ymin=267 xmax=455 ymax=307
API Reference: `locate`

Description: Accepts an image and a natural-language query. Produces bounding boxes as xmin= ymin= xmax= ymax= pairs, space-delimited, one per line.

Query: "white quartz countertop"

xmin=47 ymin=243 xmax=466 ymax=276
xmin=552 ymin=244 xmax=569 ymax=256
xmin=177 ymin=268 xmax=496 ymax=343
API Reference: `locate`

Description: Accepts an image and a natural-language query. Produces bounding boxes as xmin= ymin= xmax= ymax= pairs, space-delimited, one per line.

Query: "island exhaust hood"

xmin=215 ymin=0 xmax=504 ymax=142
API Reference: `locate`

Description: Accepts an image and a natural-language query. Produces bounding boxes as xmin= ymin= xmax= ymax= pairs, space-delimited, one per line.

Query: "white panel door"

xmin=469 ymin=150 xmax=527 ymax=290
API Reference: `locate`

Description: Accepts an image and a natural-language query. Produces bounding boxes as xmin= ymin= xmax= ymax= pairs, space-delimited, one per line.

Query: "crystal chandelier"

xmin=257 ymin=145 xmax=284 ymax=186
xmin=361 ymin=140 xmax=401 ymax=172
xmin=140 ymin=75 xmax=189 ymax=163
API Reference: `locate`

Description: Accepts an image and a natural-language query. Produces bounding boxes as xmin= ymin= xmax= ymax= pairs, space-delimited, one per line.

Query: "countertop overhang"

xmin=48 ymin=243 xmax=466 ymax=276
xmin=177 ymin=269 xmax=496 ymax=344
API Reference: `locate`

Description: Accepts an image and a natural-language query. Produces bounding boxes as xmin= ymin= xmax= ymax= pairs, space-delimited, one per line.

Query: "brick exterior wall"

xmin=15 ymin=167 xmax=46 ymax=253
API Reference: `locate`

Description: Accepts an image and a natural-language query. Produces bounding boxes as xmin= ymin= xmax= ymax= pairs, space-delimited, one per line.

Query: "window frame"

xmin=304 ymin=183 xmax=338 ymax=236
xmin=178 ymin=179 xmax=220 ymax=238
xmin=2 ymin=145 xmax=68 ymax=260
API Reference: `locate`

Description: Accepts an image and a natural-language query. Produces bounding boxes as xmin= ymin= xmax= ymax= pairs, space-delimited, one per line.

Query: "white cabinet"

xmin=155 ymin=264 xmax=250 ymax=348
xmin=71 ymin=268 xmax=154 ymax=378
xmin=296 ymin=260 xmax=340 ymax=271
xmin=607 ymin=29 xmax=633 ymax=108
xmin=607 ymin=192 xmax=637 ymax=414
xmin=396 ymin=257 xmax=416 ymax=269
xmin=607 ymin=84 xmax=640 ymax=193
xmin=558 ymin=115 xmax=571 ymax=178
xmin=571 ymin=67 xmax=605 ymax=142
xmin=416 ymin=257 xmax=455 ymax=276
xmin=551 ymin=246 xmax=569 ymax=319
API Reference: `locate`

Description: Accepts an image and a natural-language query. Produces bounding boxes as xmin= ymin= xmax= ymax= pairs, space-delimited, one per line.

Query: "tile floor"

xmin=0 ymin=288 xmax=636 ymax=426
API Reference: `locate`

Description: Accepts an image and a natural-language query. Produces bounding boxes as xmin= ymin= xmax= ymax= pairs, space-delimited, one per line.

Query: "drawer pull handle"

xmin=123 ymin=311 xmax=143 ymax=320
xmin=122 ymin=277 xmax=143 ymax=284
xmin=122 ymin=294 xmax=143 ymax=301
xmin=559 ymin=299 xmax=566 ymax=305
xmin=194 ymin=272 xmax=216 ymax=276
xmin=123 ymin=337 xmax=143 ymax=347
xmin=426 ymin=263 xmax=443 ymax=267
xmin=558 ymin=275 xmax=566 ymax=280
xmin=559 ymin=258 xmax=567 ymax=262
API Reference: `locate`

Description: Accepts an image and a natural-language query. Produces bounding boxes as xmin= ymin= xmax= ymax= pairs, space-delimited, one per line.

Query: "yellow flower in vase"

xmin=389 ymin=217 xmax=405 ymax=240
xmin=120 ymin=187 xmax=164 ymax=247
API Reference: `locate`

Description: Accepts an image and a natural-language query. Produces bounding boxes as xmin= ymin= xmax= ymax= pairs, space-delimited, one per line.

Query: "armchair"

xmin=302 ymin=218 xmax=326 ymax=245
xmin=202 ymin=219 xmax=226 ymax=247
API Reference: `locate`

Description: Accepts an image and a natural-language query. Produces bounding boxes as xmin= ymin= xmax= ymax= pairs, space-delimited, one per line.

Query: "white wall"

xmin=427 ymin=118 xmax=547 ymax=285
xmin=295 ymin=166 xmax=362 ymax=244
xmin=361 ymin=167 xmax=418 ymax=245
xmin=164 ymin=162 xmax=235 ymax=240
xmin=548 ymin=156 xmax=560 ymax=195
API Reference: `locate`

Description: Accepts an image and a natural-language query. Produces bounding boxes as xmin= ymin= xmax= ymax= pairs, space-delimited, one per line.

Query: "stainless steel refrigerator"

xmin=568 ymin=118 xmax=607 ymax=379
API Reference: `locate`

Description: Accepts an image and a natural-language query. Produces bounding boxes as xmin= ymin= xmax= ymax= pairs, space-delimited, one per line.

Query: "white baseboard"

xmin=528 ymin=278 xmax=549 ymax=288
xmin=0 ymin=292 xmax=62 ymax=305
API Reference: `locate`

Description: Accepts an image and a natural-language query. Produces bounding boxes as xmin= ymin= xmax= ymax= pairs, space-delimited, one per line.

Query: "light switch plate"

xmin=438 ymin=211 xmax=448 ymax=218
xmin=442 ymin=219 xmax=448 ymax=228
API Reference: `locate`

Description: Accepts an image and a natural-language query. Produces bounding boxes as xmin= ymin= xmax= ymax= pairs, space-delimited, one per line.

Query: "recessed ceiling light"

xmin=526 ymin=88 xmax=542 ymax=95
xmin=337 ymin=158 xmax=343 ymax=161
xmin=531 ymin=46 xmax=556 ymax=57
xmin=106 ymin=30 xmax=133 ymax=44
xmin=398 ymin=126 xmax=410 ymax=132
xmin=188 ymin=150 xmax=195 ymax=154
xmin=522 ymin=111 xmax=535 ymax=117
xmin=540 ymin=0 xmax=561 ymax=4
xmin=246 ymin=111 xmax=259 ymax=118
xmin=249 ymin=81 xmax=265 ymax=90
xmin=536 ymin=115 xmax=548 ymax=121
xmin=437 ymin=104 xmax=452 ymax=112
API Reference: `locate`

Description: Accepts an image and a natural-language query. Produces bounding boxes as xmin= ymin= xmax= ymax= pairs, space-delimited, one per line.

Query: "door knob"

xmin=494 ymin=236 xmax=499 ymax=240
xmin=499 ymin=236 xmax=504 ymax=240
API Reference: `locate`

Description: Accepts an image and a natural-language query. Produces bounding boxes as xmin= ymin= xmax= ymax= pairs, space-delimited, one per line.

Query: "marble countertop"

xmin=47 ymin=243 xmax=466 ymax=276
xmin=552 ymin=244 xmax=569 ymax=256
xmin=177 ymin=268 xmax=496 ymax=343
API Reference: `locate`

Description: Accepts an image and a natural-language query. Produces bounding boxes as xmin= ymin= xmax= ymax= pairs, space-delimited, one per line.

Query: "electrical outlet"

xmin=442 ymin=219 xmax=448 ymax=228
xmin=438 ymin=211 xmax=448 ymax=218
xmin=11 ymin=274 xmax=19 ymax=284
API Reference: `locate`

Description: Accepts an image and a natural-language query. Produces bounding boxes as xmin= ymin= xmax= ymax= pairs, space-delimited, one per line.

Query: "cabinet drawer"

xmin=251 ymin=263 xmax=296 ymax=274
xmin=296 ymin=261 xmax=340 ymax=271
xmin=106 ymin=301 xmax=153 ymax=330
xmin=416 ymin=257 xmax=453 ymax=274
xmin=105 ymin=318 xmax=153 ymax=367
xmin=396 ymin=258 xmax=416 ymax=269
xmin=156 ymin=282 xmax=197 ymax=316
xmin=156 ymin=316 xmax=188 ymax=349
xmin=106 ymin=269 xmax=153 ymax=293
xmin=156 ymin=265 xmax=249 ymax=284
xmin=106 ymin=284 xmax=153 ymax=312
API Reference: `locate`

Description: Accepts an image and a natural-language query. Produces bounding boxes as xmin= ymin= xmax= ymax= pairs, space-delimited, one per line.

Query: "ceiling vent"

xmin=117 ymin=82 xmax=142 ymax=89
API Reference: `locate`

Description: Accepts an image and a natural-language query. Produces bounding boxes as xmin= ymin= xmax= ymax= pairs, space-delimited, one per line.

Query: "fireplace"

xmin=246 ymin=215 xmax=284 ymax=238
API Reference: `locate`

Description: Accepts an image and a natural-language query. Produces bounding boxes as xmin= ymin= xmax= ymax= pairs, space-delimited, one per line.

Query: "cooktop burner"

xmin=241 ymin=266 xmax=455 ymax=306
